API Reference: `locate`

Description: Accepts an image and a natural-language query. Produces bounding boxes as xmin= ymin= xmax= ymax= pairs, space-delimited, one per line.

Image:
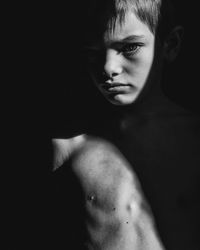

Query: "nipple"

xmin=87 ymin=195 xmax=96 ymax=203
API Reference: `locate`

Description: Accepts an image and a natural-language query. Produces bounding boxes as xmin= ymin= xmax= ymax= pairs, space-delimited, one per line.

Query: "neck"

xmin=89 ymin=86 xmax=183 ymax=138
xmin=116 ymin=88 xmax=172 ymax=118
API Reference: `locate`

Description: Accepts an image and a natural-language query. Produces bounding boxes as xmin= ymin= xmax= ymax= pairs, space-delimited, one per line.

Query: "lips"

xmin=101 ymin=83 xmax=131 ymax=92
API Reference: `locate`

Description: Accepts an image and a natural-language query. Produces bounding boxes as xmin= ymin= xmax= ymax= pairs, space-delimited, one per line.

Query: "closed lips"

xmin=102 ymin=83 xmax=131 ymax=89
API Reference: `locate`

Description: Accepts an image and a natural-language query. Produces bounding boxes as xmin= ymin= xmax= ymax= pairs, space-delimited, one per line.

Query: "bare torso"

xmin=53 ymin=135 xmax=165 ymax=250
xmin=52 ymin=108 xmax=200 ymax=250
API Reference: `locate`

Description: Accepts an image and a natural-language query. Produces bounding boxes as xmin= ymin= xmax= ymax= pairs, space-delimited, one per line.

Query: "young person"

xmin=51 ymin=1 xmax=200 ymax=249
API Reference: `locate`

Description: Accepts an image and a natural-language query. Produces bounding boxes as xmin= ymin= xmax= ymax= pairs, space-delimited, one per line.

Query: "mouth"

xmin=101 ymin=83 xmax=132 ymax=93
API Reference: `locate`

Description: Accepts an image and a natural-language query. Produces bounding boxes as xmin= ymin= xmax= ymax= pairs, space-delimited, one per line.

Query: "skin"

xmin=52 ymin=8 xmax=200 ymax=250
xmin=87 ymin=11 xmax=164 ymax=107
xmin=53 ymin=135 xmax=165 ymax=250
xmin=52 ymin=11 xmax=167 ymax=250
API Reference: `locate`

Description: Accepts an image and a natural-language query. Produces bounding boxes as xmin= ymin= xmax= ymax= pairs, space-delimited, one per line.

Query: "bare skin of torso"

xmin=52 ymin=103 xmax=200 ymax=250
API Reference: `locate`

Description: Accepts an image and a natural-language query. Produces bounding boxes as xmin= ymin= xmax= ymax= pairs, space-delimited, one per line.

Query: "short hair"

xmin=84 ymin=0 xmax=177 ymax=43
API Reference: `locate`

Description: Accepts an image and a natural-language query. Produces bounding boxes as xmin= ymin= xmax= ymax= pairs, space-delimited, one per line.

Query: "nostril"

xmin=111 ymin=72 xmax=119 ymax=77
xmin=102 ymin=71 xmax=119 ymax=81
xmin=102 ymin=71 xmax=112 ymax=81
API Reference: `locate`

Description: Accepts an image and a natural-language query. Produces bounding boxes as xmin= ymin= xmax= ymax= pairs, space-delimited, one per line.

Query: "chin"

xmin=106 ymin=93 xmax=138 ymax=106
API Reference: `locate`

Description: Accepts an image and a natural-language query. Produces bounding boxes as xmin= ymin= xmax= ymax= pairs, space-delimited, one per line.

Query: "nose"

xmin=104 ymin=49 xmax=123 ymax=78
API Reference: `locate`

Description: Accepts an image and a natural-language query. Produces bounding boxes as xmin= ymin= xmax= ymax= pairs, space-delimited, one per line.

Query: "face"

xmin=86 ymin=11 xmax=163 ymax=106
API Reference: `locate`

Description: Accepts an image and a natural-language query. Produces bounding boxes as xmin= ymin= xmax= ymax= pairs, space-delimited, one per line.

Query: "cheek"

xmin=140 ymin=48 xmax=155 ymax=74
xmin=88 ymin=67 xmax=99 ymax=85
xmin=127 ymin=53 xmax=154 ymax=85
xmin=88 ymin=64 xmax=103 ymax=84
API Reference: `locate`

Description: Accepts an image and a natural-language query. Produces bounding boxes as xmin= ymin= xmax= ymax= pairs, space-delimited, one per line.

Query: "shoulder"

xmin=149 ymin=102 xmax=200 ymax=133
xmin=51 ymin=134 xmax=118 ymax=169
xmin=52 ymin=134 xmax=133 ymax=177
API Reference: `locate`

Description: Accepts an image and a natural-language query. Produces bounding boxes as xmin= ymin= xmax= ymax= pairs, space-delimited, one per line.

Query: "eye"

xmin=84 ymin=45 xmax=104 ymax=64
xmin=120 ymin=43 xmax=142 ymax=57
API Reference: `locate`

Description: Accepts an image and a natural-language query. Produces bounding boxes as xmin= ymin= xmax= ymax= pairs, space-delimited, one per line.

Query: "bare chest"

xmin=67 ymin=138 xmax=160 ymax=249
xmin=70 ymin=138 xmax=141 ymax=215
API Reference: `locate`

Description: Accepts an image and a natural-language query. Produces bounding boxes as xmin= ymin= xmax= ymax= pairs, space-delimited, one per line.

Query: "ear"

xmin=164 ymin=26 xmax=184 ymax=62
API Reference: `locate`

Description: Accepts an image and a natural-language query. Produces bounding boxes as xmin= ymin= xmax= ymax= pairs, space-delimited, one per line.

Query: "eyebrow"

xmin=120 ymin=35 xmax=146 ymax=42
xmin=84 ymin=35 xmax=146 ymax=50
xmin=104 ymin=34 xmax=146 ymax=47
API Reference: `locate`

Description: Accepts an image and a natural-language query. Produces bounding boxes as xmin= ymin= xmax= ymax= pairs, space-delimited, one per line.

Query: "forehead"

xmin=104 ymin=11 xmax=154 ymax=45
